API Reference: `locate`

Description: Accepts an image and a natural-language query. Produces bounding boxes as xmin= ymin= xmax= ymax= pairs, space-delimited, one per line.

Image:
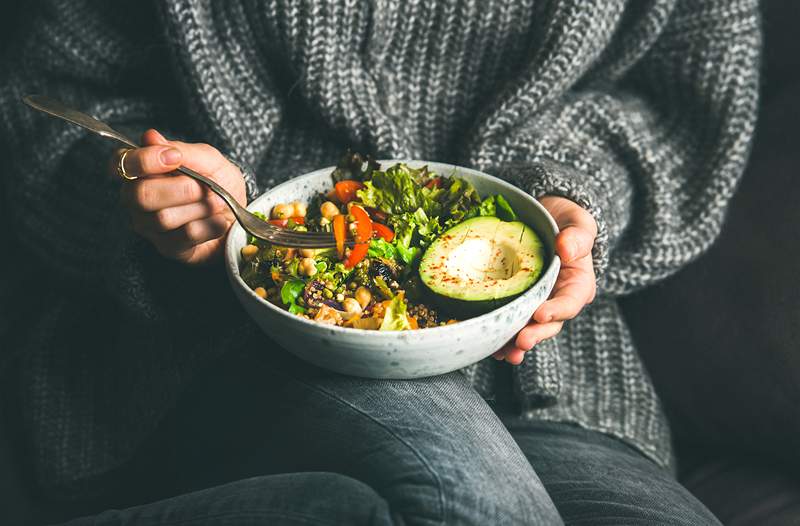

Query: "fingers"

xmin=121 ymin=144 xmax=183 ymax=179
xmin=493 ymin=341 xmax=526 ymax=365
xmin=123 ymin=175 xmax=217 ymax=212
xmin=140 ymin=129 xmax=226 ymax=174
xmin=539 ymin=195 xmax=597 ymax=263
xmin=533 ymin=292 xmax=586 ymax=323
xmin=556 ymin=225 xmax=595 ymax=263
xmin=533 ymin=263 xmax=596 ymax=322
xmin=493 ymin=319 xmax=564 ymax=366
xmin=149 ymin=214 xmax=231 ymax=257
xmin=540 ymin=196 xmax=597 ymax=236
xmin=116 ymin=129 xmax=226 ymax=181
xmin=504 ymin=347 xmax=526 ymax=366
xmin=131 ymin=200 xmax=226 ymax=234
xmin=515 ymin=320 xmax=564 ymax=351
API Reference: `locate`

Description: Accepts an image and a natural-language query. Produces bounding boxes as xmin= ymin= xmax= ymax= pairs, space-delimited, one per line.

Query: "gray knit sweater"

xmin=0 ymin=0 xmax=760 ymax=499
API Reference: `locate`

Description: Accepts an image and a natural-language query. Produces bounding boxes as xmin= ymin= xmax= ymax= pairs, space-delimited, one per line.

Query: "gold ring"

xmin=116 ymin=148 xmax=137 ymax=180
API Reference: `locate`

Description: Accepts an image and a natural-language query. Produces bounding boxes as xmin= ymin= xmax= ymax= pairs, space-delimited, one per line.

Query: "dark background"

xmin=1 ymin=1 xmax=799 ymax=524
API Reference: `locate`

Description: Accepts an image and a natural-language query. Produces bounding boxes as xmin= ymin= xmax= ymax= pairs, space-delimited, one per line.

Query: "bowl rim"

xmin=225 ymin=160 xmax=561 ymax=336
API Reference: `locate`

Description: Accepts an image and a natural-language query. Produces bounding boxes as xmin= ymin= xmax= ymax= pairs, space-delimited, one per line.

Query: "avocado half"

xmin=419 ymin=216 xmax=545 ymax=317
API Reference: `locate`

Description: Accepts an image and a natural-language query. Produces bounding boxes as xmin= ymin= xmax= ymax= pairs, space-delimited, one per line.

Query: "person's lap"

xmin=62 ymin=347 xmax=559 ymax=525
xmin=60 ymin=346 xmax=718 ymax=525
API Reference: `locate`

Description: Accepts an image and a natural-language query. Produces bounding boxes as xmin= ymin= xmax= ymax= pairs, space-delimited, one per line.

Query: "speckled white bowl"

xmin=225 ymin=161 xmax=560 ymax=379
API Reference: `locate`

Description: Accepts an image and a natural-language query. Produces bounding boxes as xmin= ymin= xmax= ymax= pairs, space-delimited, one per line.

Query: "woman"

xmin=0 ymin=0 xmax=760 ymax=524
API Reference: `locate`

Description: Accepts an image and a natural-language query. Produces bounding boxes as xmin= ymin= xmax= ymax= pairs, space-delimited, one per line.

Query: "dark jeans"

xmin=59 ymin=350 xmax=719 ymax=526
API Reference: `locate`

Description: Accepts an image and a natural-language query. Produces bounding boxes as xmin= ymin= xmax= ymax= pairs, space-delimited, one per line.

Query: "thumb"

xmin=556 ymin=225 xmax=594 ymax=263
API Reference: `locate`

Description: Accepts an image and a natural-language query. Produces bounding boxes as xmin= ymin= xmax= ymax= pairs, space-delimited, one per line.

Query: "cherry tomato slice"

xmin=268 ymin=217 xmax=305 ymax=227
xmin=333 ymin=214 xmax=346 ymax=260
xmin=349 ymin=205 xmax=373 ymax=243
xmin=344 ymin=242 xmax=369 ymax=269
xmin=371 ymin=222 xmax=394 ymax=242
xmin=334 ymin=180 xmax=365 ymax=204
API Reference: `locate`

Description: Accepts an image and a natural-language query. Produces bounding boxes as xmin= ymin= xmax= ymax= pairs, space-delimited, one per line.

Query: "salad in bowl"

xmin=238 ymin=153 xmax=546 ymax=331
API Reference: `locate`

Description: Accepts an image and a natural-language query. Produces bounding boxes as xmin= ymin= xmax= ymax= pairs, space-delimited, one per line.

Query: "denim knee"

xmin=378 ymin=435 xmax=562 ymax=525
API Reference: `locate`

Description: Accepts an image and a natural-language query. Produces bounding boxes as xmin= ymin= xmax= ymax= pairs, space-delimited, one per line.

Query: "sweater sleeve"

xmin=0 ymin=2 xmax=260 ymax=496
xmin=485 ymin=0 xmax=761 ymax=296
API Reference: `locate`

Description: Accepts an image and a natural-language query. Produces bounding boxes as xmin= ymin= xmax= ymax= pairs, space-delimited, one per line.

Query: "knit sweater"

xmin=0 ymin=0 xmax=760 ymax=500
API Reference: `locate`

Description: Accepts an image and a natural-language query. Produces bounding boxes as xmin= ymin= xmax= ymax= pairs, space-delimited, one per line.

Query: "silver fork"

xmin=22 ymin=94 xmax=340 ymax=249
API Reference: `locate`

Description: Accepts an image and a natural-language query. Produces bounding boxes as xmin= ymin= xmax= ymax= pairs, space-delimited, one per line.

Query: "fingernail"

xmin=160 ymin=148 xmax=181 ymax=165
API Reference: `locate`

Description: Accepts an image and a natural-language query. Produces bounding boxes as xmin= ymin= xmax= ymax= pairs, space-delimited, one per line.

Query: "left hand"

xmin=493 ymin=196 xmax=598 ymax=365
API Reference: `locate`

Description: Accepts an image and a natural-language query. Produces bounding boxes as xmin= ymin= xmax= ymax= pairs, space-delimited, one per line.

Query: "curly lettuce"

xmin=379 ymin=293 xmax=412 ymax=331
xmin=358 ymin=164 xmax=442 ymax=217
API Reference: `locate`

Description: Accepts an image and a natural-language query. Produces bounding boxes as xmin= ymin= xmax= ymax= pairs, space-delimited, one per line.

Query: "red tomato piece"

xmin=268 ymin=217 xmax=305 ymax=227
xmin=334 ymin=180 xmax=365 ymax=204
xmin=344 ymin=242 xmax=369 ymax=269
xmin=371 ymin=222 xmax=394 ymax=242
xmin=349 ymin=205 xmax=373 ymax=243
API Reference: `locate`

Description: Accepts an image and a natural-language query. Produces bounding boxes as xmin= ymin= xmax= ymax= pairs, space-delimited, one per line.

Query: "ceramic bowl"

xmin=225 ymin=161 xmax=560 ymax=379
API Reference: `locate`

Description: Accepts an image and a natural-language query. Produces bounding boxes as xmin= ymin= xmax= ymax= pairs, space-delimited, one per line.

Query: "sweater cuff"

xmin=226 ymin=154 xmax=260 ymax=203
xmin=493 ymin=160 xmax=611 ymax=283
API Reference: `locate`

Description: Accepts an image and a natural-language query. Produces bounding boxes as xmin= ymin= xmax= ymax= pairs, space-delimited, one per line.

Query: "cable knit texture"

xmin=0 ymin=0 xmax=760 ymax=499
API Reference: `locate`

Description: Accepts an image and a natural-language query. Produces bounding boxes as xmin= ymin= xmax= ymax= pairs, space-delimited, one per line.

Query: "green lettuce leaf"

xmin=387 ymin=207 xmax=441 ymax=265
xmin=367 ymin=238 xmax=398 ymax=261
xmin=440 ymin=177 xmax=481 ymax=222
xmin=495 ymin=194 xmax=518 ymax=221
xmin=379 ymin=294 xmax=411 ymax=331
xmin=357 ymin=164 xmax=443 ymax=217
xmin=373 ymin=276 xmax=395 ymax=299
xmin=248 ymin=211 xmax=270 ymax=244
xmin=280 ymin=279 xmax=306 ymax=314
xmin=395 ymin=244 xmax=421 ymax=266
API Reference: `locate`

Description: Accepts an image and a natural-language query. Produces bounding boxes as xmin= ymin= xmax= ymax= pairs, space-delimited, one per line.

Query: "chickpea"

xmin=299 ymin=248 xmax=316 ymax=258
xmin=342 ymin=297 xmax=362 ymax=314
xmin=299 ymin=257 xmax=317 ymax=277
xmin=271 ymin=203 xmax=294 ymax=219
xmin=254 ymin=287 xmax=267 ymax=299
xmin=241 ymin=244 xmax=259 ymax=261
xmin=336 ymin=293 xmax=345 ymax=302
xmin=320 ymin=201 xmax=340 ymax=220
xmin=355 ymin=286 xmax=372 ymax=308
xmin=291 ymin=201 xmax=307 ymax=218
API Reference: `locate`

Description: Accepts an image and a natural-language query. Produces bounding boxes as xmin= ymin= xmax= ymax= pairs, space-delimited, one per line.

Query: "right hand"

xmin=115 ymin=129 xmax=247 ymax=265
